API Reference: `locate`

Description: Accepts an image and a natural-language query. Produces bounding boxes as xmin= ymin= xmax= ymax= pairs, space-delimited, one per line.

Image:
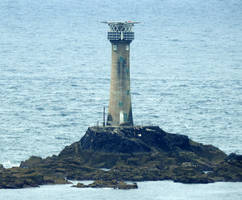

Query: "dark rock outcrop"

xmin=0 ymin=126 xmax=241 ymax=189
xmin=67 ymin=126 xmax=191 ymax=154
xmin=209 ymin=153 xmax=242 ymax=182
xmin=73 ymin=180 xmax=138 ymax=189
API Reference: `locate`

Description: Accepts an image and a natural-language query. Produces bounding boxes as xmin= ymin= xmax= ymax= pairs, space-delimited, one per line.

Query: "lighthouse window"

xmin=123 ymin=113 xmax=127 ymax=121
xmin=119 ymin=101 xmax=123 ymax=107
xmin=126 ymin=68 xmax=129 ymax=73
xmin=113 ymin=45 xmax=117 ymax=51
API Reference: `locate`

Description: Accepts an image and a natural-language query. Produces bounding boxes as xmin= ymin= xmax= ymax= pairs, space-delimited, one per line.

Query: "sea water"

xmin=1 ymin=181 xmax=242 ymax=200
xmin=0 ymin=0 xmax=242 ymax=198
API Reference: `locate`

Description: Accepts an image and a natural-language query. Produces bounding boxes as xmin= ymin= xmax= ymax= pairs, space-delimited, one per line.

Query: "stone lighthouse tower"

xmin=103 ymin=21 xmax=138 ymax=126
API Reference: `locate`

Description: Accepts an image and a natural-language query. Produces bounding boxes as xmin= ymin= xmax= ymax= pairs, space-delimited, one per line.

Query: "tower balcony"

xmin=108 ymin=32 xmax=134 ymax=41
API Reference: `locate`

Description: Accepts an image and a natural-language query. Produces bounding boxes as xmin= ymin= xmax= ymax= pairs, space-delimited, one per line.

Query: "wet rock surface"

xmin=73 ymin=180 xmax=138 ymax=189
xmin=0 ymin=126 xmax=241 ymax=189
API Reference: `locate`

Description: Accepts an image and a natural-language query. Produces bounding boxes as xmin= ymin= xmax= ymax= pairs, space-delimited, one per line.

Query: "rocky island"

xmin=0 ymin=126 xmax=242 ymax=189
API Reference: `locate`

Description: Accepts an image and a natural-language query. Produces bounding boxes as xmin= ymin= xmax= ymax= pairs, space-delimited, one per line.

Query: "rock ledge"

xmin=1 ymin=126 xmax=241 ymax=189
xmin=73 ymin=180 xmax=138 ymax=189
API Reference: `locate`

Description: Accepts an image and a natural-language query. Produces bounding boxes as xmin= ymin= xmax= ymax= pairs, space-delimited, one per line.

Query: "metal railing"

xmin=108 ymin=32 xmax=134 ymax=41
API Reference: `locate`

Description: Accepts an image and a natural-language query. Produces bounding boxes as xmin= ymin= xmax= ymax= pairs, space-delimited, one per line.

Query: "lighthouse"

xmin=103 ymin=21 xmax=138 ymax=126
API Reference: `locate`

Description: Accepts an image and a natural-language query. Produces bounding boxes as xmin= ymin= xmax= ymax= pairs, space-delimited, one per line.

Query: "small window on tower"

xmin=123 ymin=113 xmax=128 ymax=121
xmin=119 ymin=101 xmax=123 ymax=107
xmin=113 ymin=45 xmax=117 ymax=51
xmin=126 ymin=45 xmax=129 ymax=51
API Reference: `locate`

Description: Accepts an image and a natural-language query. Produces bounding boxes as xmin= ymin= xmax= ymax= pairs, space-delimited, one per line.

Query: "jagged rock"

xmin=0 ymin=126 xmax=241 ymax=189
xmin=73 ymin=182 xmax=87 ymax=188
xmin=73 ymin=180 xmax=138 ymax=189
xmin=225 ymin=153 xmax=242 ymax=163
xmin=20 ymin=156 xmax=43 ymax=168
xmin=0 ymin=164 xmax=4 ymax=172
xmin=79 ymin=126 xmax=191 ymax=153
xmin=60 ymin=126 xmax=225 ymax=158
xmin=208 ymin=153 xmax=242 ymax=182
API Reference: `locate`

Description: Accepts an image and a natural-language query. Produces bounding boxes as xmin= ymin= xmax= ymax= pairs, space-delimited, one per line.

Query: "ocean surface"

xmin=0 ymin=0 xmax=242 ymax=199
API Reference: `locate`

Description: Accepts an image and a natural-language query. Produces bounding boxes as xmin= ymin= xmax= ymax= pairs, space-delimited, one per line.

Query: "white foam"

xmin=2 ymin=160 xmax=19 ymax=168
